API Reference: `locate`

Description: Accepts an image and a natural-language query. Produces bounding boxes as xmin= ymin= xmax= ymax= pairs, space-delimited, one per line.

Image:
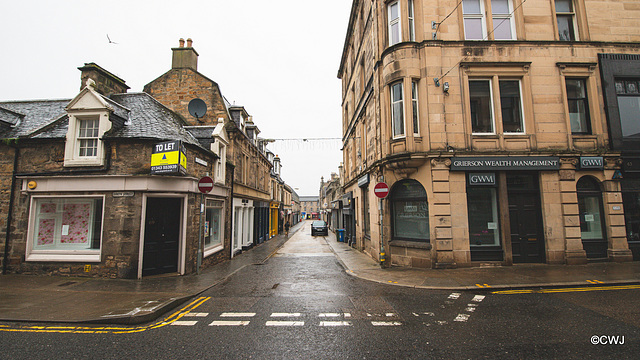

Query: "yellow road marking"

xmin=492 ymin=284 xmax=640 ymax=295
xmin=0 ymin=296 xmax=211 ymax=335
xmin=475 ymin=284 xmax=491 ymax=288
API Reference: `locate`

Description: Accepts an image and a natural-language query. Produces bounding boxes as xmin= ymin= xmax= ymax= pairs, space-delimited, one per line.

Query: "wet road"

xmin=1 ymin=222 xmax=639 ymax=359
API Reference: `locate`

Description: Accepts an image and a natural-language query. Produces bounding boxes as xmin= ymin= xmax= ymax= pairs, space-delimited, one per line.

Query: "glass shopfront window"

xmin=391 ymin=180 xmax=429 ymax=241
xmin=467 ymin=187 xmax=500 ymax=246
xmin=204 ymin=200 xmax=224 ymax=252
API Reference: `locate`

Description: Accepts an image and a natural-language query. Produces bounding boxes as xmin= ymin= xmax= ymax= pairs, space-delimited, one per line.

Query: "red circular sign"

xmin=374 ymin=182 xmax=389 ymax=199
xmin=198 ymin=176 xmax=214 ymax=193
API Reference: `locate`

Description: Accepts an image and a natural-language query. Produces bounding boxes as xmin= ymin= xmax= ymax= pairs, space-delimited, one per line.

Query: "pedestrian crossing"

xmin=169 ymin=293 xmax=487 ymax=328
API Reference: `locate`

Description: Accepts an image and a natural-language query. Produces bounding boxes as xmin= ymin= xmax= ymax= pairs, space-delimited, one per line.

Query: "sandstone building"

xmin=338 ymin=0 xmax=639 ymax=268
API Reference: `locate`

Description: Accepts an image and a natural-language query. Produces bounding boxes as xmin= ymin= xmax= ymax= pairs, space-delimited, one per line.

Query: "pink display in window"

xmin=37 ymin=219 xmax=56 ymax=245
xmin=60 ymin=203 xmax=91 ymax=244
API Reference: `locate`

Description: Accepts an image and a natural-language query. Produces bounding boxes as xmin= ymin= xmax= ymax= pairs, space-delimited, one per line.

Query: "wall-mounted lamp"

xmin=433 ymin=78 xmax=440 ymax=87
xmin=443 ymin=82 xmax=450 ymax=93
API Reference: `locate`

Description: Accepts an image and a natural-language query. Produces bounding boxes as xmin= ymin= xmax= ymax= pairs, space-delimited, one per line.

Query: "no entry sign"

xmin=374 ymin=182 xmax=389 ymax=199
xmin=198 ymin=176 xmax=214 ymax=194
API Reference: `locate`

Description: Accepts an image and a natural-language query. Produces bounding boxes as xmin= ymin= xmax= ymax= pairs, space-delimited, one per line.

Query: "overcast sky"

xmin=0 ymin=0 xmax=352 ymax=196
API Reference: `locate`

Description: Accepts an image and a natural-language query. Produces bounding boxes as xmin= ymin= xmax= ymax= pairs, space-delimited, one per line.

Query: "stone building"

xmin=319 ymin=171 xmax=344 ymax=232
xmin=0 ymin=63 xmax=231 ymax=278
xmin=300 ymin=196 xmax=320 ymax=219
xmin=144 ymin=39 xmax=274 ymax=255
xmin=338 ymin=0 xmax=639 ymax=268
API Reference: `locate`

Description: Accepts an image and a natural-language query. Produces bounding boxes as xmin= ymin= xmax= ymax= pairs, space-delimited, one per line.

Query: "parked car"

xmin=311 ymin=220 xmax=328 ymax=236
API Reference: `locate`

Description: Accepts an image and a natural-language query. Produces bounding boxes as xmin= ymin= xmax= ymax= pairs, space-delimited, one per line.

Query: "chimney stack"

xmin=78 ymin=62 xmax=129 ymax=96
xmin=172 ymin=38 xmax=199 ymax=71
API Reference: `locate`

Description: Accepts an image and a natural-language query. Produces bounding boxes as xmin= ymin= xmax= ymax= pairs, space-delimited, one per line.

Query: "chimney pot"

xmin=179 ymin=38 xmax=185 ymax=48
xmin=186 ymin=38 xmax=193 ymax=47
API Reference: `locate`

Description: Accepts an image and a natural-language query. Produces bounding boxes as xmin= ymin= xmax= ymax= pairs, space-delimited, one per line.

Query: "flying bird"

xmin=106 ymin=34 xmax=118 ymax=44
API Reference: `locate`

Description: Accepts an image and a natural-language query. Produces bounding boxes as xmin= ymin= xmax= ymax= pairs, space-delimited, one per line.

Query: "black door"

xmin=143 ymin=197 xmax=182 ymax=276
xmin=508 ymin=175 xmax=546 ymax=263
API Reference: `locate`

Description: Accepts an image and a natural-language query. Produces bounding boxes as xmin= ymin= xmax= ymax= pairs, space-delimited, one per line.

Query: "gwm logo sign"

xmin=469 ymin=173 xmax=496 ymax=186
xmin=580 ymin=157 xmax=604 ymax=170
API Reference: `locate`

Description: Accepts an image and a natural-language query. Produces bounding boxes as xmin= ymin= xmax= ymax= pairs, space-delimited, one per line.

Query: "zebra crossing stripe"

xmin=183 ymin=313 xmax=209 ymax=317
xmin=209 ymin=321 xmax=251 ymax=326
xmin=471 ymin=295 xmax=485 ymax=302
xmin=454 ymin=314 xmax=470 ymax=322
xmin=270 ymin=313 xmax=301 ymax=317
xmin=371 ymin=321 xmax=402 ymax=326
xmin=319 ymin=321 xmax=352 ymax=327
xmin=171 ymin=321 xmax=198 ymax=326
xmin=220 ymin=313 xmax=256 ymax=317
xmin=265 ymin=321 xmax=305 ymax=327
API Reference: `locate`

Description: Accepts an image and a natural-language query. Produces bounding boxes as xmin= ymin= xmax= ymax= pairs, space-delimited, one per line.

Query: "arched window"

xmin=577 ymin=176 xmax=608 ymax=259
xmin=390 ymin=179 xmax=429 ymax=241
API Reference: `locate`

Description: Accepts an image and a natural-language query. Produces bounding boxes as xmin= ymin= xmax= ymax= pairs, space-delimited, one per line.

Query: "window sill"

xmin=389 ymin=240 xmax=432 ymax=250
xmin=26 ymin=253 xmax=101 ymax=262
xmin=64 ymin=158 xmax=104 ymax=167
xmin=204 ymin=244 xmax=224 ymax=258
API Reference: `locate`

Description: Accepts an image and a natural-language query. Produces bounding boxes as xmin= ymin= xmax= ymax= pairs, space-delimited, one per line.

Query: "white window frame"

xmin=463 ymin=0 xmax=487 ymax=40
xmin=491 ymin=0 xmax=517 ymax=41
xmin=463 ymin=0 xmax=517 ymax=41
xmin=388 ymin=1 xmax=401 ymax=46
xmin=390 ymin=81 xmax=406 ymax=138
xmin=64 ymin=111 xmax=111 ymax=167
xmin=469 ymin=78 xmax=525 ymax=135
xmin=203 ymin=199 xmax=225 ymax=257
xmin=25 ymin=195 xmax=104 ymax=262
xmin=411 ymin=80 xmax=420 ymax=135
xmin=470 ymin=79 xmax=496 ymax=135
xmin=500 ymin=79 xmax=526 ymax=134
xmin=408 ymin=0 xmax=415 ymax=41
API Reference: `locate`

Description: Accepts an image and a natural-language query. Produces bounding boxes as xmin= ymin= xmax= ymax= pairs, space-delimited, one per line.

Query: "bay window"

xmin=388 ymin=1 xmax=401 ymax=45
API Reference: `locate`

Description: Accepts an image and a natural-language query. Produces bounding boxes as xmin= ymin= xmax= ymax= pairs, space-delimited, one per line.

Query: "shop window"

xmin=467 ymin=187 xmax=500 ymax=247
xmin=391 ymin=179 xmax=429 ymax=242
xmin=566 ymin=78 xmax=591 ymax=134
xmin=462 ymin=0 xmax=516 ymax=40
xmin=204 ymin=200 xmax=224 ymax=256
xmin=577 ymin=176 xmax=608 ymax=259
xmin=27 ymin=197 xmax=103 ymax=261
xmin=362 ymin=185 xmax=370 ymax=237
xmin=469 ymin=79 xmax=524 ymax=134
xmin=615 ymin=79 xmax=640 ymax=140
xmin=391 ymin=81 xmax=405 ymax=137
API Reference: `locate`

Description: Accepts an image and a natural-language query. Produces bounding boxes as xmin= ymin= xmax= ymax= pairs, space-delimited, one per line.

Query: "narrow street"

xmin=1 ymin=221 xmax=638 ymax=359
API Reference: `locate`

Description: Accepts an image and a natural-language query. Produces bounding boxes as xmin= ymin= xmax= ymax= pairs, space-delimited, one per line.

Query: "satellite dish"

xmin=188 ymin=98 xmax=207 ymax=121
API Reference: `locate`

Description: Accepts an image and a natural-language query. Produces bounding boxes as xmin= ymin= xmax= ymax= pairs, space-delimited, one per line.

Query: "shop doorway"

xmin=507 ymin=174 xmax=545 ymax=263
xmin=577 ymin=176 xmax=608 ymax=259
xmin=142 ymin=197 xmax=182 ymax=276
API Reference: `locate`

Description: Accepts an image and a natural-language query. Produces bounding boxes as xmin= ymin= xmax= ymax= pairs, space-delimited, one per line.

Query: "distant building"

xmin=300 ymin=196 xmax=319 ymax=219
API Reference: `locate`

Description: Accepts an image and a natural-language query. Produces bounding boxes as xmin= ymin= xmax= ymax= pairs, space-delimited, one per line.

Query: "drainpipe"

xmin=2 ymin=145 xmax=19 ymax=275
xmin=229 ymin=164 xmax=235 ymax=259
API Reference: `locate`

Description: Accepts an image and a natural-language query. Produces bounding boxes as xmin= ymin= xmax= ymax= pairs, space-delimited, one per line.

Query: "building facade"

xmin=1 ymin=63 xmax=232 ymax=278
xmin=300 ymin=196 xmax=320 ymax=219
xmin=144 ymin=39 xmax=274 ymax=256
xmin=339 ymin=0 xmax=639 ymax=268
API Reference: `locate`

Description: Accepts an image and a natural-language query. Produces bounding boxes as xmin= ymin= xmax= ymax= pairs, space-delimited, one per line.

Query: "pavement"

xmin=1 ymin=220 xmax=639 ymax=325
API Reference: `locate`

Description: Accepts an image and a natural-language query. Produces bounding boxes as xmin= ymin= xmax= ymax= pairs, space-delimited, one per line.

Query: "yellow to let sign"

xmin=151 ymin=141 xmax=187 ymax=175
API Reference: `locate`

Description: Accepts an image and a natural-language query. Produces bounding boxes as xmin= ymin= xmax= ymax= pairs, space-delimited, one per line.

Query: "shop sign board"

xmin=580 ymin=156 xmax=604 ymax=170
xmin=451 ymin=156 xmax=560 ymax=171
xmin=358 ymin=174 xmax=370 ymax=187
xmin=468 ymin=173 xmax=496 ymax=186
xmin=151 ymin=141 xmax=187 ymax=175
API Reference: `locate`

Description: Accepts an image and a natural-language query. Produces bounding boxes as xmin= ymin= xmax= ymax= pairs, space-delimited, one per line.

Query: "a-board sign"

xmin=151 ymin=141 xmax=187 ymax=175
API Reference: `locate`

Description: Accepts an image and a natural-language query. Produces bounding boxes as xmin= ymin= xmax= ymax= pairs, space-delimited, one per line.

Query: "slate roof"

xmin=0 ymin=93 xmax=208 ymax=152
xmin=108 ymin=93 xmax=202 ymax=148
xmin=0 ymin=100 xmax=69 ymax=138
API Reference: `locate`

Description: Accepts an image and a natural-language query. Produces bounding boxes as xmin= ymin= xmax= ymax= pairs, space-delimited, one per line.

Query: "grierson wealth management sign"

xmin=450 ymin=156 xmax=560 ymax=171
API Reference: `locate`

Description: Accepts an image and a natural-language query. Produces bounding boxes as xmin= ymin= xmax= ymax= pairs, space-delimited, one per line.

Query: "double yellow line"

xmin=493 ymin=284 xmax=640 ymax=295
xmin=0 ymin=296 xmax=210 ymax=334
